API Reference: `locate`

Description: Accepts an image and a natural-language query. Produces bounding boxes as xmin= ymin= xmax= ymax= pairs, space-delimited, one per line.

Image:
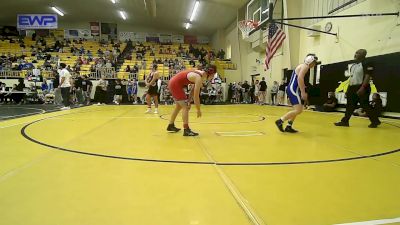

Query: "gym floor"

xmin=0 ymin=105 xmax=399 ymax=225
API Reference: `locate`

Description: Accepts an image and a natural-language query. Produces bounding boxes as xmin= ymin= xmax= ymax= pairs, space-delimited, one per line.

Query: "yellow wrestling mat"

xmin=0 ymin=105 xmax=399 ymax=225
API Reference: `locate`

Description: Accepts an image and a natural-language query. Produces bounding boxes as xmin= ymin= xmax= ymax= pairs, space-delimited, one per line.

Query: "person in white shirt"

xmin=59 ymin=63 xmax=72 ymax=110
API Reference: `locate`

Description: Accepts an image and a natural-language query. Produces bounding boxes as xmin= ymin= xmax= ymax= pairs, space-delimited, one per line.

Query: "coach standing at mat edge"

xmin=334 ymin=49 xmax=381 ymax=128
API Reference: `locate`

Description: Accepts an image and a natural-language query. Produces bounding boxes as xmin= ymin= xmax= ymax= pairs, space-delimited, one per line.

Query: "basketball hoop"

xmin=238 ymin=20 xmax=259 ymax=39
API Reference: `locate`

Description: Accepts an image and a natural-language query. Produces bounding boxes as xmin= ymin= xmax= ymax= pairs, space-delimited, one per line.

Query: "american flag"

xmin=265 ymin=23 xmax=286 ymax=70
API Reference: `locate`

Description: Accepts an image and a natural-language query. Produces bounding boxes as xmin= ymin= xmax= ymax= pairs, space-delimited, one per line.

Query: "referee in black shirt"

xmin=334 ymin=49 xmax=381 ymax=128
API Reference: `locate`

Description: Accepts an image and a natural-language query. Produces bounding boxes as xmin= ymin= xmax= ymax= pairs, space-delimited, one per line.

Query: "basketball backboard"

xmin=246 ymin=0 xmax=271 ymax=33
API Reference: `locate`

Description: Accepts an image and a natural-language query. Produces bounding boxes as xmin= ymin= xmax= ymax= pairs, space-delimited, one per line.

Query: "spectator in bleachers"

xmin=105 ymin=60 xmax=112 ymax=68
xmin=97 ymin=49 xmax=103 ymax=56
xmin=125 ymin=65 xmax=131 ymax=73
xmin=82 ymin=57 xmax=88 ymax=65
xmin=189 ymin=44 xmax=195 ymax=54
xmin=44 ymin=60 xmax=52 ymax=70
xmin=77 ymin=57 xmax=83 ymax=65
xmin=90 ymin=64 xmax=96 ymax=72
xmin=79 ymin=46 xmax=85 ymax=55
xmin=141 ymin=60 xmax=146 ymax=70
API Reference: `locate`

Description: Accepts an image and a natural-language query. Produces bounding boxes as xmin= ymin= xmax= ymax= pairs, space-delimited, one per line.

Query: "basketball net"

xmin=238 ymin=20 xmax=259 ymax=39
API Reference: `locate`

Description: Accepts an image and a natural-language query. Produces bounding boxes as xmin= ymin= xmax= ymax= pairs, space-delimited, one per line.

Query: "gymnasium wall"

xmin=297 ymin=0 xmax=400 ymax=64
xmin=211 ymin=0 xmax=399 ymax=105
xmin=58 ymin=21 xmax=184 ymax=35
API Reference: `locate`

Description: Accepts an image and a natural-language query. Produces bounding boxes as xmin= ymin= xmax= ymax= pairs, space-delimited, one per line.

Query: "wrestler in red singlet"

xmin=167 ymin=65 xmax=217 ymax=136
xmin=168 ymin=69 xmax=199 ymax=101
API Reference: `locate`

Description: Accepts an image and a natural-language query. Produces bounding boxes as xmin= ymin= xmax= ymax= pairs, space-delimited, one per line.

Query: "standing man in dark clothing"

xmin=81 ymin=76 xmax=92 ymax=105
xmin=277 ymin=80 xmax=287 ymax=105
xmin=53 ymin=70 xmax=62 ymax=106
xmin=74 ymin=74 xmax=85 ymax=106
xmin=249 ymin=81 xmax=255 ymax=104
xmin=334 ymin=49 xmax=381 ymax=128
xmin=259 ymin=77 xmax=267 ymax=105
xmin=227 ymin=83 xmax=233 ymax=103
xmin=241 ymin=81 xmax=250 ymax=103
xmin=13 ymin=78 xmax=25 ymax=104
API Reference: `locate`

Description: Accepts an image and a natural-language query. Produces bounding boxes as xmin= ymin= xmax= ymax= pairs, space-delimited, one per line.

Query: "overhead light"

xmin=111 ymin=0 xmax=116 ymax=3
xmin=185 ymin=23 xmax=191 ymax=29
xmin=51 ymin=6 xmax=64 ymax=16
xmin=119 ymin=11 xmax=126 ymax=20
xmin=189 ymin=1 xmax=200 ymax=22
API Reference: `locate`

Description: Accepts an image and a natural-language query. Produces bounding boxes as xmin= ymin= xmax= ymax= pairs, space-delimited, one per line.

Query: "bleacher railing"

xmin=88 ymin=68 xmax=117 ymax=79
xmin=0 ymin=71 xmax=24 ymax=78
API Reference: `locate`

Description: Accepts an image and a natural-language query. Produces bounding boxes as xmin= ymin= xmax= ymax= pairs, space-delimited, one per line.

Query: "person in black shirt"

xmin=13 ymin=78 xmax=25 ymax=104
xmin=241 ymin=81 xmax=250 ymax=103
xmin=259 ymin=77 xmax=267 ymax=105
xmin=113 ymin=79 xmax=123 ymax=105
xmin=132 ymin=63 xmax=139 ymax=74
xmin=322 ymin=92 xmax=338 ymax=112
xmin=277 ymin=80 xmax=287 ymax=105
xmin=53 ymin=71 xmax=62 ymax=106
xmin=0 ymin=82 xmax=7 ymax=104
xmin=227 ymin=83 xmax=233 ymax=103
xmin=74 ymin=75 xmax=85 ymax=106
xmin=81 ymin=76 xmax=92 ymax=105
xmin=315 ymin=91 xmax=338 ymax=112
xmin=370 ymin=93 xmax=383 ymax=117
xmin=249 ymin=81 xmax=255 ymax=104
